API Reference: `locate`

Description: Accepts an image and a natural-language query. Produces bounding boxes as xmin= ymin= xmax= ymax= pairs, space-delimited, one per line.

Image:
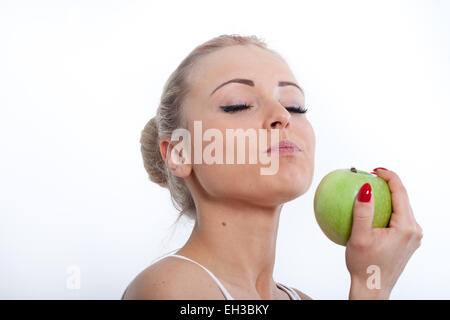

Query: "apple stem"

xmin=351 ymin=167 xmax=357 ymax=173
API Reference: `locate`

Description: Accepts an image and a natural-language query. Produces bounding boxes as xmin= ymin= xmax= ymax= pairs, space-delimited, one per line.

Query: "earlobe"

xmin=169 ymin=160 xmax=192 ymax=179
xmin=174 ymin=161 xmax=192 ymax=179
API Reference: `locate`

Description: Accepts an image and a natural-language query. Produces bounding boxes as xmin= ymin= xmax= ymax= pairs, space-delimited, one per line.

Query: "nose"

xmin=263 ymin=102 xmax=291 ymax=130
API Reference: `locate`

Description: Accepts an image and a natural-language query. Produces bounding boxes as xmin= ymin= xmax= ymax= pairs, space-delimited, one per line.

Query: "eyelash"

xmin=220 ymin=103 xmax=308 ymax=114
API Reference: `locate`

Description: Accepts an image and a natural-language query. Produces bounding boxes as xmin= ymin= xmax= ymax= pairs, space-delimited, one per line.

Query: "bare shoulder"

xmin=292 ymin=287 xmax=313 ymax=300
xmin=122 ymin=256 xmax=225 ymax=300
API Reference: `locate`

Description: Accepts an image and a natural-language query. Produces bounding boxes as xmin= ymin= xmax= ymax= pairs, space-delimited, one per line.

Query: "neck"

xmin=177 ymin=197 xmax=282 ymax=297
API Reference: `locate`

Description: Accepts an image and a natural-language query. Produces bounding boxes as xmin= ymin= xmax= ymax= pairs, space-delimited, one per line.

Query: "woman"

xmin=122 ymin=34 xmax=423 ymax=300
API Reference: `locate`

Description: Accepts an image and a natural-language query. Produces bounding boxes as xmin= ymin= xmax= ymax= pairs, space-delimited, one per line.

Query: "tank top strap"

xmin=167 ymin=254 xmax=234 ymax=300
xmin=151 ymin=252 xmax=300 ymax=300
xmin=276 ymin=282 xmax=302 ymax=300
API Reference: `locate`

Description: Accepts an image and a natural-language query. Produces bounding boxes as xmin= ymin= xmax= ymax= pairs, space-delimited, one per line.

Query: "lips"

xmin=266 ymin=139 xmax=301 ymax=154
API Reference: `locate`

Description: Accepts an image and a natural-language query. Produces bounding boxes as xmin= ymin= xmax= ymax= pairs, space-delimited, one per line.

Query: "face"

xmin=167 ymin=44 xmax=315 ymax=208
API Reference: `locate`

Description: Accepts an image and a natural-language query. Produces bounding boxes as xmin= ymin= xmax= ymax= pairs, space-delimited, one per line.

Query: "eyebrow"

xmin=210 ymin=78 xmax=304 ymax=97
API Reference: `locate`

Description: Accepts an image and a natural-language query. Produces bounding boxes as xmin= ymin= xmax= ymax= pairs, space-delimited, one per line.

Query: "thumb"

xmin=349 ymin=182 xmax=375 ymax=246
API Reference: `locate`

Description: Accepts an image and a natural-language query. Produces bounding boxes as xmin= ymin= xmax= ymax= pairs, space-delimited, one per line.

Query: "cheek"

xmin=298 ymin=118 xmax=316 ymax=159
xmin=304 ymin=122 xmax=316 ymax=185
xmin=308 ymin=123 xmax=316 ymax=156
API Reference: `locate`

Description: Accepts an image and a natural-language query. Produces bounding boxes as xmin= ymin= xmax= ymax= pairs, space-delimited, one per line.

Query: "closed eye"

xmin=220 ymin=104 xmax=252 ymax=113
xmin=220 ymin=104 xmax=308 ymax=113
xmin=285 ymin=106 xmax=308 ymax=113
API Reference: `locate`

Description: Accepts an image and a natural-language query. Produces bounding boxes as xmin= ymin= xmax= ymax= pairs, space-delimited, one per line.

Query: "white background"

xmin=1 ymin=0 xmax=449 ymax=299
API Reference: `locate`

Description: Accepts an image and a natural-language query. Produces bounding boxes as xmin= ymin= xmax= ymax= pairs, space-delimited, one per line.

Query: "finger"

xmin=349 ymin=182 xmax=375 ymax=246
xmin=373 ymin=168 xmax=413 ymax=221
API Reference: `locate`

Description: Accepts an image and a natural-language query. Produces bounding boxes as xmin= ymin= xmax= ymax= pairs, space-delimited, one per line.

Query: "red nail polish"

xmin=357 ymin=183 xmax=372 ymax=202
xmin=373 ymin=167 xmax=388 ymax=172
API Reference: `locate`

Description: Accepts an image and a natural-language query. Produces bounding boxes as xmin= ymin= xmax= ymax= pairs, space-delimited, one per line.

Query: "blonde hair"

xmin=140 ymin=34 xmax=283 ymax=222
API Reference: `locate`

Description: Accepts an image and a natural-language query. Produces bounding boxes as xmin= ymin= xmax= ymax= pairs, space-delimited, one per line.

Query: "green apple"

xmin=313 ymin=167 xmax=392 ymax=246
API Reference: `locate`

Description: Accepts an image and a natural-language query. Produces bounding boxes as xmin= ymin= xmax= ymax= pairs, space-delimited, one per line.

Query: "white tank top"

xmin=152 ymin=253 xmax=301 ymax=300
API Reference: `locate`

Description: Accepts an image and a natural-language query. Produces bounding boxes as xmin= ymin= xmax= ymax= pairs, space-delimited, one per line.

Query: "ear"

xmin=159 ymin=137 xmax=192 ymax=179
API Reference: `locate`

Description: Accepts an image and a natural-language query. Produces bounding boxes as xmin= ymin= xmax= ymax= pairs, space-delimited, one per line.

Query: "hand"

xmin=345 ymin=168 xmax=423 ymax=299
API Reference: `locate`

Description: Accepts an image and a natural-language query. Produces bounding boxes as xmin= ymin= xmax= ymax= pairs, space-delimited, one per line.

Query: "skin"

xmin=346 ymin=168 xmax=423 ymax=299
xmin=123 ymin=44 xmax=423 ymax=300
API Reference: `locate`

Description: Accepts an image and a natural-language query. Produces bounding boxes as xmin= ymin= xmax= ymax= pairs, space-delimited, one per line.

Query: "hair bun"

xmin=140 ymin=116 xmax=169 ymax=188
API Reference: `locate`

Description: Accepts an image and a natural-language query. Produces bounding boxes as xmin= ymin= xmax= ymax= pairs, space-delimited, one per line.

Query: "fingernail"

xmin=357 ymin=183 xmax=372 ymax=202
xmin=373 ymin=167 xmax=388 ymax=172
